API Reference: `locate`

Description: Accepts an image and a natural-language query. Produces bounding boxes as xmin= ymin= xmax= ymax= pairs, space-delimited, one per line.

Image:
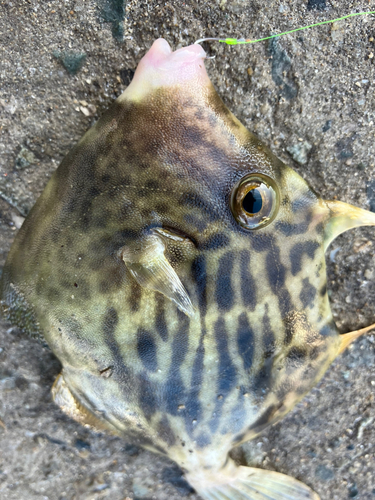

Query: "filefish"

xmin=1 ymin=39 xmax=374 ymax=500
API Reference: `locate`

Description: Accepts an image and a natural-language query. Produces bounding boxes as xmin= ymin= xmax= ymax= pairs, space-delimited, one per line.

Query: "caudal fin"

xmin=186 ymin=460 xmax=319 ymax=500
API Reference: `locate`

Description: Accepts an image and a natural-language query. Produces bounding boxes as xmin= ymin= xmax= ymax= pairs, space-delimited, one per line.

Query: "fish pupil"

xmin=242 ymin=188 xmax=262 ymax=214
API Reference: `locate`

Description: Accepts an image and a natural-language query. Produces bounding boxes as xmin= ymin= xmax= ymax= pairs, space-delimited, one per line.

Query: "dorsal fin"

xmin=339 ymin=323 xmax=375 ymax=354
xmin=324 ymin=200 xmax=375 ymax=251
xmin=322 ymin=200 xmax=375 ymax=354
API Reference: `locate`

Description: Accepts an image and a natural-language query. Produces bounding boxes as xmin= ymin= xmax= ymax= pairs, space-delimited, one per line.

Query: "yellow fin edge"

xmin=339 ymin=323 xmax=375 ymax=354
xmin=324 ymin=200 xmax=375 ymax=251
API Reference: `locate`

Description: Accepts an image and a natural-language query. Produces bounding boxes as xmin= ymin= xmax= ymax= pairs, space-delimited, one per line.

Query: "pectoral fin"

xmin=324 ymin=200 xmax=375 ymax=251
xmin=121 ymin=233 xmax=195 ymax=318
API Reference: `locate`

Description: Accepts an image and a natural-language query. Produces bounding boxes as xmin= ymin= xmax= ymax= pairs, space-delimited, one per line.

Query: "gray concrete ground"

xmin=0 ymin=0 xmax=375 ymax=499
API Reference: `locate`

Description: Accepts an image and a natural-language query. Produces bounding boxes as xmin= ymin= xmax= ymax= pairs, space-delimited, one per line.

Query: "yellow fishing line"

xmin=195 ymin=11 xmax=375 ymax=46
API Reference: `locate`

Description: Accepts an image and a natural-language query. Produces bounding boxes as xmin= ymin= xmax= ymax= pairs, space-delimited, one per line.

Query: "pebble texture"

xmin=0 ymin=1 xmax=374 ymax=499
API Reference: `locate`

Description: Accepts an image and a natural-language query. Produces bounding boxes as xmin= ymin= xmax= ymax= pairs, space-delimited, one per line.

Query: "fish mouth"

xmin=143 ymin=38 xmax=207 ymax=71
xmin=121 ymin=38 xmax=210 ymax=101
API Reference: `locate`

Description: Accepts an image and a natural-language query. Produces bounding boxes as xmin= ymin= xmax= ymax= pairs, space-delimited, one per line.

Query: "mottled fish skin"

xmin=0 ymin=38 xmax=362 ymax=479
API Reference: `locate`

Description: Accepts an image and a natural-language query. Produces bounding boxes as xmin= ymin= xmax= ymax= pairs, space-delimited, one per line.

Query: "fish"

xmin=0 ymin=38 xmax=374 ymax=500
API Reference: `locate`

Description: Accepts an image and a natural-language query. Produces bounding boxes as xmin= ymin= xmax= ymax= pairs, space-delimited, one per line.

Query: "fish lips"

xmin=120 ymin=38 xmax=210 ymax=101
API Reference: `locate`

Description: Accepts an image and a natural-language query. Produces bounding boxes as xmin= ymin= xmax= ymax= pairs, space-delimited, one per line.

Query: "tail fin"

xmin=186 ymin=460 xmax=319 ymax=500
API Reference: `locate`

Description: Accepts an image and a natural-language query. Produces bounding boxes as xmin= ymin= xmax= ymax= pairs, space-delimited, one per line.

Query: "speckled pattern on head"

xmin=1 ymin=39 xmax=375 ymax=500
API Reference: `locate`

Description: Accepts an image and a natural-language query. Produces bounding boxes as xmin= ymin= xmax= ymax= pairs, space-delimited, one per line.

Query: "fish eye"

xmin=230 ymin=174 xmax=279 ymax=230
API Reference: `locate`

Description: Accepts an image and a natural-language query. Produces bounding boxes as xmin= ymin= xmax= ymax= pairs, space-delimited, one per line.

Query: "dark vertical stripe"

xmin=215 ymin=317 xmax=237 ymax=396
xmin=155 ymin=294 xmax=168 ymax=341
xmin=262 ymin=307 xmax=276 ymax=357
xmin=191 ymin=255 xmax=207 ymax=316
xmin=103 ymin=307 xmax=129 ymax=380
xmin=252 ymin=308 xmax=275 ymax=396
xmin=137 ymin=329 xmax=157 ymax=372
xmin=191 ymin=338 xmax=205 ymax=395
xmin=103 ymin=307 xmax=118 ymax=335
xmin=277 ymin=287 xmax=293 ymax=317
xmin=138 ymin=372 xmax=157 ymax=420
xmin=216 ymin=252 xmax=234 ymax=311
xmin=185 ymin=334 xmax=205 ymax=436
xmin=252 ymin=359 xmax=273 ymax=396
xmin=103 ymin=306 xmax=141 ymax=430
xmin=240 ymin=250 xmax=256 ymax=311
xmin=237 ymin=313 xmax=254 ymax=371
xmin=164 ymin=315 xmax=190 ymax=415
xmin=266 ymin=246 xmax=286 ymax=293
xmin=186 ymin=255 xmax=208 ymax=434
xmin=283 ymin=315 xmax=294 ymax=345
xmin=209 ymin=318 xmax=237 ymax=434
xmin=299 ymin=278 xmax=317 ymax=308
xmin=266 ymin=245 xmax=293 ymax=316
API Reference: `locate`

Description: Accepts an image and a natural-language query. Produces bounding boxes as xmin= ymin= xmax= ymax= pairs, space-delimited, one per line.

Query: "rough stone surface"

xmin=0 ymin=1 xmax=374 ymax=499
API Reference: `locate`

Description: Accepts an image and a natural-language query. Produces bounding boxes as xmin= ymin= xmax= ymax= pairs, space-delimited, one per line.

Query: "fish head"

xmin=110 ymin=39 xmax=349 ymax=359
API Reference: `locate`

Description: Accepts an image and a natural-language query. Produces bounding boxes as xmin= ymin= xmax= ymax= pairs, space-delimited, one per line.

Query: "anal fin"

xmin=52 ymin=373 xmax=119 ymax=435
xmin=186 ymin=460 xmax=319 ymax=500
